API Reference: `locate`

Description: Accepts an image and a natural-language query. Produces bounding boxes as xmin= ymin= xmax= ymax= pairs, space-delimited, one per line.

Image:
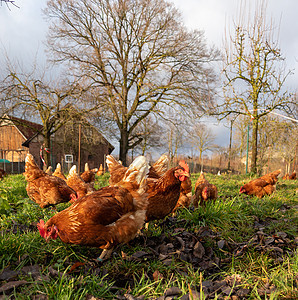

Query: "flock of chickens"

xmin=21 ymin=153 xmax=295 ymax=260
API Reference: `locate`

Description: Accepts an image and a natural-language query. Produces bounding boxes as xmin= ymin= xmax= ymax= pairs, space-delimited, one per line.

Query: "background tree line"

xmin=0 ymin=0 xmax=297 ymax=173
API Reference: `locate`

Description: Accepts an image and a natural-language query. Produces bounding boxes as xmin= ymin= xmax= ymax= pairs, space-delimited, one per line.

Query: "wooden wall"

xmin=0 ymin=125 xmax=28 ymax=162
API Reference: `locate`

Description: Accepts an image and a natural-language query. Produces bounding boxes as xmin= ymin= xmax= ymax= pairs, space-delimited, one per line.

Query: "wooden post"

xmin=78 ymin=123 xmax=81 ymax=174
xmin=103 ymin=154 xmax=106 ymax=173
xmin=245 ymin=123 xmax=249 ymax=174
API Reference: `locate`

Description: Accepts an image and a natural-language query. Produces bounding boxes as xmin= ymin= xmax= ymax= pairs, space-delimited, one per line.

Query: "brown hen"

xmin=96 ymin=164 xmax=104 ymax=176
xmin=239 ymin=169 xmax=281 ymax=198
xmin=37 ymin=156 xmax=149 ymax=260
xmin=192 ymin=172 xmax=218 ymax=208
xmin=106 ymin=154 xmax=186 ymax=223
xmin=289 ymin=170 xmax=296 ymax=180
xmin=66 ymin=165 xmax=96 ymax=198
xmin=145 ymin=160 xmax=190 ymax=222
xmin=23 ymin=153 xmax=77 ymax=208
xmin=283 ymin=173 xmax=290 ymax=180
xmin=80 ymin=163 xmax=98 ymax=186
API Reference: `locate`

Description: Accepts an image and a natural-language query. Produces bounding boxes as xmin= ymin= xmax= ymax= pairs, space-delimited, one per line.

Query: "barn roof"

xmin=1 ymin=115 xmax=43 ymax=140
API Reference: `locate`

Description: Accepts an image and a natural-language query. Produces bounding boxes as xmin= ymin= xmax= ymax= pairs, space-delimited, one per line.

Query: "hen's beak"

xmin=45 ymin=234 xmax=50 ymax=242
xmin=183 ymin=171 xmax=190 ymax=177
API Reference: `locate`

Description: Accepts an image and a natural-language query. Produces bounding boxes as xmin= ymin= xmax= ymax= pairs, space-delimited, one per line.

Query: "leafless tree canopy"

xmin=213 ymin=0 xmax=295 ymax=173
xmin=189 ymin=123 xmax=216 ymax=161
xmin=44 ymin=0 xmax=219 ymax=165
xmin=0 ymin=0 xmax=19 ymax=9
xmin=0 ymin=62 xmax=87 ymax=168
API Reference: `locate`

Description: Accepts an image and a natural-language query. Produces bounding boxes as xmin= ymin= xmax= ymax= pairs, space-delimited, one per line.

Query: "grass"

xmin=0 ymin=172 xmax=297 ymax=299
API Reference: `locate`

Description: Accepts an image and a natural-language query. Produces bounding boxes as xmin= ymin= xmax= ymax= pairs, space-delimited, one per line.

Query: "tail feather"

xmin=53 ymin=163 xmax=67 ymax=180
xmin=106 ymin=155 xmax=124 ymax=172
xmin=272 ymin=169 xmax=281 ymax=176
xmin=123 ymin=156 xmax=148 ymax=183
xmin=106 ymin=155 xmax=127 ymax=185
xmin=45 ymin=166 xmax=53 ymax=175
xmin=68 ymin=165 xmax=77 ymax=178
xmin=150 ymin=154 xmax=169 ymax=177
xmin=121 ymin=156 xmax=149 ymax=194
xmin=110 ymin=156 xmax=149 ymax=196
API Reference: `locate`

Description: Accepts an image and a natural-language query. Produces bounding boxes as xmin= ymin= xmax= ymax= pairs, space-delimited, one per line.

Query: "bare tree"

xmin=131 ymin=116 xmax=164 ymax=156
xmin=44 ymin=0 xmax=218 ymax=165
xmin=189 ymin=123 xmax=216 ymax=171
xmin=0 ymin=0 xmax=19 ymax=9
xmin=266 ymin=118 xmax=298 ymax=173
xmin=212 ymin=146 xmax=228 ymax=171
xmin=224 ymin=116 xmax=237 ymax=171
xmin=0 ymin=64 xmax=86 ymax=169
xmin=233 ymin=115 xmax=250 ymax=173
xmin=213 ymin=0 xmax=294 ymax=173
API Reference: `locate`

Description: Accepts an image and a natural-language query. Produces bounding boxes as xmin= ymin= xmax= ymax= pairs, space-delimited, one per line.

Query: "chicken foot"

xmin=97 ymin=248 xmax=114 ymax=262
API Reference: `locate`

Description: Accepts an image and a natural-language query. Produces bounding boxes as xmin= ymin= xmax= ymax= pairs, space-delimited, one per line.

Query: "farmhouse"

xmin=0 ymin=114 xmax=114 ymax=173
xmin=0 ymin=115 xmax=43 ymax=173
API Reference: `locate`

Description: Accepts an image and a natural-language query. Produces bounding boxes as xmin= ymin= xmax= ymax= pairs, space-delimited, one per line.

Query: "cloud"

xmin=172 ymin=0 xmax=298 ymax=90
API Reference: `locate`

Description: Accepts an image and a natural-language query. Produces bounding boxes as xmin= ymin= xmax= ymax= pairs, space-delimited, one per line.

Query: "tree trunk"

xmin=168 ymin=129 xmax=174 ymax=167
xmin=251 ymin=118 xmax=258 ymax=174
xmin=293 ymin=142 xmax=297 ymax=171
xmin=227 ymin=120 xmax=233 ymax=170
xmin=119 ymin=130 xmax=129 ymax=166
xmin=42 ymin=132 xmax=51 ymax=171
xmin=199 ymin=151 xmax=203 ymax=172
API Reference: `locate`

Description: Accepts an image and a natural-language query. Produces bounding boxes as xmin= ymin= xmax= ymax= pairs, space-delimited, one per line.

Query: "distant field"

xmin=0 ymin=173 xmax=297 ymax=299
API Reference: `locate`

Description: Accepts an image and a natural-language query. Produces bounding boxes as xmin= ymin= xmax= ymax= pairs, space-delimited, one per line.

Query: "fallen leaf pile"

xmin=0 ymin=214 xmax=297 ymax=299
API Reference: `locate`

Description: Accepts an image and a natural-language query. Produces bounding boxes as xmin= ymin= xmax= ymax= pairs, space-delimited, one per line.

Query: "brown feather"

xmin=67 ymin=165 xmax=96 ymax=198
xmin=172 ymin=177 xmax=192 ymax=213
xmin=106 ymin=155 xmax=127 ymax=185
xmin=80 ymin=163 xmax=98 ymax=184
xmin=52 ymin=163 xmax=67 ymax=181
xmin=148 ymin=154 xmax=169 ymax=179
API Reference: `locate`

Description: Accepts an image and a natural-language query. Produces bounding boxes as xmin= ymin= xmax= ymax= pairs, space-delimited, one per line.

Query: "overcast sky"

xmin=0 ymin=0 xmax=297 ymax=150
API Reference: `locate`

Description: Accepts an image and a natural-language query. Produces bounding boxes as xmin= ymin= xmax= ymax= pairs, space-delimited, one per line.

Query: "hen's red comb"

xmin=179 ymin=160 xmax=189 ymax=173
xmin=37 ymin=219 xmax=45 ymax=238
